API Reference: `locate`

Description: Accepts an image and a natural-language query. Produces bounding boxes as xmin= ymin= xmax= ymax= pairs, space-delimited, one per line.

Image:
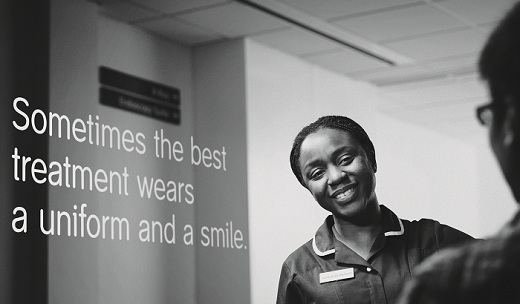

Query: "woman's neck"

xmin=333 ymin=203 xmax=383 ymax=260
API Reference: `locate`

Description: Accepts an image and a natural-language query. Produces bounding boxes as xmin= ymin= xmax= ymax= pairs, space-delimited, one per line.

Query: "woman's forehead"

xmin=300 ymin=129 xmax=360 ymax=158
xmin=304 ymin=128 xmax=358 ymax=146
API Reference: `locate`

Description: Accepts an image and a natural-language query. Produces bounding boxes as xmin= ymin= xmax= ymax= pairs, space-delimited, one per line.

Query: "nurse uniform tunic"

xmin=276 ymin=205 xmax=473 ymax=304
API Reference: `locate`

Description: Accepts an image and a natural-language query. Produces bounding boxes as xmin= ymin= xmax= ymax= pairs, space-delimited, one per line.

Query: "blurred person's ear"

xmin=503 ymin=96 xmax=519 ymax=147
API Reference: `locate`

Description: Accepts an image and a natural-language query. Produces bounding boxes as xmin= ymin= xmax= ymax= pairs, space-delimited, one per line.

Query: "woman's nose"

xmin=327 ymin=166 xmax=345 ymax=185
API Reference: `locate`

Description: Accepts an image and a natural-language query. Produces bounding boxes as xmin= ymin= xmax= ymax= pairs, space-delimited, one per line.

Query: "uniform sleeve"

xmin=434 ymin=222 xmax=474 ymax=250
xmin=398 ymin=221 xmax=476 ymax=304
xmin=276 ymin=262 xmax=304 ymax=304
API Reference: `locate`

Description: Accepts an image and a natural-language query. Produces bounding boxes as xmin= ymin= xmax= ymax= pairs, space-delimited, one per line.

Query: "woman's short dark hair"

xmin=289 ymin=115 xmax=377 ymax=187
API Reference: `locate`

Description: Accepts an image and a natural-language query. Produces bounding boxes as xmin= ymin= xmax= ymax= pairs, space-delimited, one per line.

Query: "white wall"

xmin=245 ymin=39 xmax=483 ymax=304
xmin=50 ymin=2 xmax=252 ymax=303
xmin=97 ymin=15 xmax=197 ymax=304
xmin=193 ymin=39 xmax=251 ymax=304
xmin=49 ymin=1 xmax=102 ymax=302
xmin=50 ymin=0 xmax=197 ymax=303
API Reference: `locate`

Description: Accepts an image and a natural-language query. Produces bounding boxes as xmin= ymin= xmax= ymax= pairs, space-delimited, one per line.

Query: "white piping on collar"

xmin=313 ymin=217 xmax=404 ymax=256
xmin=312 ymin=235 xmax=335 ymax=256
xmin=384 ymin=217 xmax=404 ymax=237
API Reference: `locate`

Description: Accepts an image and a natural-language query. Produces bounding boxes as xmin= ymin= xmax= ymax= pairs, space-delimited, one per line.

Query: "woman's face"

xmin=299 ymin=127 xmax=377 ymax=222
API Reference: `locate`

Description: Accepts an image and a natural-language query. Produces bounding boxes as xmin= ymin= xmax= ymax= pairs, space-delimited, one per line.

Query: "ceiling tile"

xmin=333 ymin=4 xmax=467 ymax=42
xmin=381 ymin=75 xmax=488 ymax=107
xmin=364 ymin=55 xmax=479 ymax=85
xmin=358 ymin=55 xmax=479 ymax=86
xmin=477 ymin=23 xmax=499 ymax=35
xmin=278 ymin=0 xmax=421 ymax=20
xmin=352 ymin=64 xmax=433 ymax=84
xmin=250 ymin=27 xmax=339 ymax=56
xmin=176 ymin=2 xmax=289 ymax=37
xmin=128 ymin=0 xmax=229 ymax=14
xmin=424 ymin=54 xmax=479 ymax=70
xmin=137 ymin=17 xmax=223 ymax=45
xmin=383 ymin=29 xmax=486 ymax=61
xmin=435 ymin=0 xmax=517 ymax=25
xmin=303 ymin=48 xmax=389 ymax=74
xmin=99 ymin=0 xmax=159 ymax=22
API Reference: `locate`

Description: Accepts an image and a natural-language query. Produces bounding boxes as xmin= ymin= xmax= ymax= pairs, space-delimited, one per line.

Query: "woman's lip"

xmin=330 ymin=183 xmax=357 ymax=198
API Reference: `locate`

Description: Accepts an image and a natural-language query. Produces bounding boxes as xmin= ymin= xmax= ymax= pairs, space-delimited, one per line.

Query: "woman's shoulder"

xmin=403 ymin=217 xmax=466 ymax=235
xmin=283 ymin=238 xmax=315 ymax=265
xmin=281 ymin=238 xmax=326 ymax=276
xmin=402 ymin=217 xmax=440 ymax=229
xmin=401 ymin=217 xmax=474 ymax=248
xmin=283 ymin=215 xmax=335 ymax=267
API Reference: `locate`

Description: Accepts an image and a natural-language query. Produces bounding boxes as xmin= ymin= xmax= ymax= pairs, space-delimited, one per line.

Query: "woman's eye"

xmin=309 ymin=169 xmax=325 ymax=180
xmin=338 ymin=155 xmax=353 ymax=165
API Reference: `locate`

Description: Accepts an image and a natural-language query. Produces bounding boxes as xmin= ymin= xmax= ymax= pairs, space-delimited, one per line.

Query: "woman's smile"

xmin=330 ymin=183 xmax=358 ymax=203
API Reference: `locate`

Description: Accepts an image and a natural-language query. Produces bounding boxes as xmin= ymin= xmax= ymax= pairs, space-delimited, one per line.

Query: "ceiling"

xmin=96 ymin=0 xmax=517 ymax=144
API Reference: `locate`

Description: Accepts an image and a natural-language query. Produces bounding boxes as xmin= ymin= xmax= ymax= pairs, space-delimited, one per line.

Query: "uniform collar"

xmin=312 ymin=205 xmax=404 ymax=257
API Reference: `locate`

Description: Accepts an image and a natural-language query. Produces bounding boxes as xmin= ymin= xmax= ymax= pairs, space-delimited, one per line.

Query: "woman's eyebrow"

xmin=302 ymin=158 xmax=324 ymax=172
xmin=332 ymin=146 xmax=357 ymax=158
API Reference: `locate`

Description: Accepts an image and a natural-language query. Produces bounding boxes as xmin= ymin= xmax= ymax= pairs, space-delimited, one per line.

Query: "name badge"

xmin=319 ymin=268 xmax=354 ymax=284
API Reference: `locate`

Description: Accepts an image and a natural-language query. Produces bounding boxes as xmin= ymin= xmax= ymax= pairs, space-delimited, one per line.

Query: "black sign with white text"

xmin=99 ymin=66 xmax=181 ymax=124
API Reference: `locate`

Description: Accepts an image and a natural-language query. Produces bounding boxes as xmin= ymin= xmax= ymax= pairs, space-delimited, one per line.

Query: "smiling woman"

xmin=276 ymin=115 xmax=475 ymax=304
xmin=299 ymin=128 xmax=377 ymax=232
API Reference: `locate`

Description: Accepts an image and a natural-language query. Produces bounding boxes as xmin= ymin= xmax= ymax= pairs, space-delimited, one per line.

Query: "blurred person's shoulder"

xmin=399 ymin=210 xmax=520 ymax=304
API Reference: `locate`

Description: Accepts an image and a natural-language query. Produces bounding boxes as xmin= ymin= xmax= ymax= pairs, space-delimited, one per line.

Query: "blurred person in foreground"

xmin=276 ymin=115 xmax=473 ymax=304
xmin=397 ymin=2 xmax=520 ymax=303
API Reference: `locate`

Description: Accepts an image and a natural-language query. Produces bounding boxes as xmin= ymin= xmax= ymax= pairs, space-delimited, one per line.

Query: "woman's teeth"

xmin=336 ymin=188 xmax=354 ymax=199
